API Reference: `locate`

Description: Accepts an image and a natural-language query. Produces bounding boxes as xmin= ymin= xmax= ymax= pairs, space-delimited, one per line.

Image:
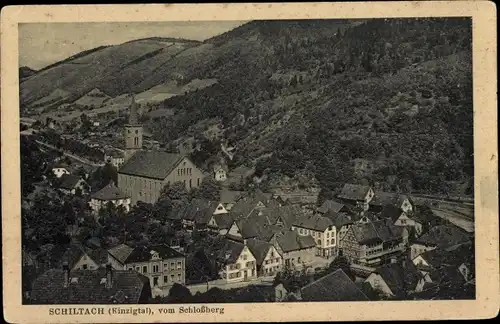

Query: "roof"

xmin=219 ymin=190 xmax=243 ymax=204
xmin=293 ymin=213 xmax=333 ymax=232
xmin=351 ymin=219 xmax=403 ymax=245
xmin=217 ymin=240 xmax=246 ymax=265
xmin=62 ymin=244 xmax=88 ymax=269
xmin=212 ymin=213 xmax=235 ymax=230
xmin=59 ymin=175 xmax=84 ymax=190
xmin=317 ymin=200 xmax=347 ymax=214
xmin=274 ymin=230 xmax=316 ymax=253
xmin=416 ymin=242 xmax=474 ymax=270
xmin=338 ymin=184 xmax=372 ymax=201
xmin=176 ymin=199 xmax=217 ymax=225
xmin=414 ymin=225 xmax=471 ymax=248
xmin=370 ymin=192 xmax=409 ymax=207
xmin=301 ymin=269 xmax=369 ymax=301
xmin=246 ymin=239 xmax=273 ymax=266
xmin=373 ymin=260 xmax=422 ymax=296
xmin=90 ymin=181 xmax=129 ymax=201
xmin=30 ymin=268 xmax=150 ymax=304
xmin=110 ymin=244 xmax=184 ymax=264
xmin=213 ymin=164 xmax=228 ymax=173
xmin=107 ymin=244 xmax=134 ymax=264
xmin=380 ymin=205 xmax=405 ymax=222
xmin=323 ymin=211 xmax=353 ymax=228
xmin=118 ymin=151 xmax=186 ymax=179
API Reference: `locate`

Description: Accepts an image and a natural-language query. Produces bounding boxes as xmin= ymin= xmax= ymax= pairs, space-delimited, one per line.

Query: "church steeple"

xmin=128 ymin=95 xmax=139 ymax=125
xmin=123 ymin=95 xmax=143 ymax=162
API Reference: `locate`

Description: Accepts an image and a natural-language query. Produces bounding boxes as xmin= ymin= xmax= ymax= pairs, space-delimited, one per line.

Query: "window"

xmin=153 ymin=277 xmax=158 ymax=286
xmin=177 ymin=273 xmax=182 ymax=281
xmin=153 ymin=265 xmax=159 ymax=272
xmin=318 ymin=239 xmax=322 ymax=245
xmin=170 ymin=274 xmax=175 ymax=281
xmin=136 ymin=267 xmax=140 ymax=272
xmin=135 ymin=130 xmax=138 ymax=134
xmin=164 ymin=263 xmax=168 ymax=270
xmin=177 ymin=261 xmax=182 ymax=270
xmin=242 ymin=254 xmax=247 ymax=260
xmin=183 ymin=180 xmax=186 ymax=186
xmin=82 ymin=264 xmax=88 ymax=270
xmin=197 ymin=178 xmax=200 ymax=186
xmin=128 ymin=267 xmax=133 ymax=271
xmin=270 ymin=251 xmax=274 ymax=258
xmin=189 ymin=179 xmax=192 ymax=188
xmin=327 ymin=232 xmax=330 ymax=238
xmin=143 ymin=266 xmax=147 ymax=273
xmin=177 ymin=169 xmax=180 ymax=176
xmin=170 ymin=262 xmax=175 ymax=269
xmin=164 ymin=276 xmax=168 ymax=283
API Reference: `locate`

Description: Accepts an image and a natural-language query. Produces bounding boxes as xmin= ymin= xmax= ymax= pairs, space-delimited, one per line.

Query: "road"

xmin=431 ymin=208 xmax=474 ymax=233
xmin=36 ymin=140 xmax=104 ymax=167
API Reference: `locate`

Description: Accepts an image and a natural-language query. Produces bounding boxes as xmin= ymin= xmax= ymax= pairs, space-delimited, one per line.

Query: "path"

xmin=36 ymin=140 xmax=105 ymax=167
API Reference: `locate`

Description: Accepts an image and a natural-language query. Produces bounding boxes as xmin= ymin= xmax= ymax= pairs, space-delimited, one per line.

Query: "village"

xmin=20 ymin=96 xmax=475 ymax=304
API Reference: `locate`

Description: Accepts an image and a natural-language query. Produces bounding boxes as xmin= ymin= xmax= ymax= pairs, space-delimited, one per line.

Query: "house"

xmin=380 ymin=205 xmax=423 ymax=235
xmin=409 ymin=224 xmax=471 ymax=259
xmin=270 ymin=230 xmax=316 ymax=269
xmin=118 ymin=97 xmax=204 ymax=204
xmin=173 ymin=199 xmax=219 ymax=231
xmin=337 ymin=183 xmax=375 ymax=210
xmin=52 ymin=163 xmax=70 ymax=178
xmin=291 ymin=214 xmax=337 ymax=258
xmin=216 ymin=239 xmax=257 ymax=283
xmin=89 ymin=180 xmax=131 ymax=214
xmin=30 ymin=264 xmax=152 ymax=304
xmin=105 ymin=150 xmax=125 ymax=169
xmin=317 ymin=200 xmax=351 ymax=214
xmin=208 ymin=213 xmax=236 ymax=235
xmin=62 ymin=244 xmax=109 ymax=271
xmin=213 ymin=164 xmax=228 ymax=182
xmin=323 ymin=211 xmax=354 ymax=245
xmin=364 ymin=258 xmax=425 ymax=298
xmin=107 ymin=244 xmax=186 ymax=289
xmin=339 ymin=219 xmax=407 ymax=266
xmin=218 ymin=189 xmax=244 ymax=211
xmin=369 ymin=192 xmax=413 ymax=213
xmin=59 ymin=175 xmax=89 ymax=195
xmin=246 ymin=238 xmax=283 ymax=277
xmin=300 ymin=269 xmax=370 ymax=301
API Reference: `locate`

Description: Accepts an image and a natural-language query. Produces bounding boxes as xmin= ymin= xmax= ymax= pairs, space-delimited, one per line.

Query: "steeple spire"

xmin=128 ymin=95 xmax=139 ymax=125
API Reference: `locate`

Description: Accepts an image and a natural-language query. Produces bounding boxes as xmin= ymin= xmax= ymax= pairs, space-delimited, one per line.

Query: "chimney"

xmin=63 ymin=262 xmax=69 ymax=288
xmin=106 ymin=264 xmax=113 ymax=289
xmin=243 ymin=239 xmax=247 ymax=246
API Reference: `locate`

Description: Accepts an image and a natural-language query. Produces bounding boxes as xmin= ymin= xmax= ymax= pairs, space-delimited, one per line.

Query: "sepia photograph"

xmin=2 ymin=2 xmax=498 ymax=323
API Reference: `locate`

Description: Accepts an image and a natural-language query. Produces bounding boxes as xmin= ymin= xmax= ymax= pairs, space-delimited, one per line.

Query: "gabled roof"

xmin=416 ymin=242 xmax=474 ymax=270
xmin=338 ymin=184 xmax=372 ymax=201
xmin=118 ymin=151 xmax=187 ymax=179
xmin=351 ymin=219 xmax=403 ymax=245
xmin=176 ymin=199 xmax=218 ymax=225
xmin=212 ymin=213 xmax=236 ymax=230
xmin=219 ymin=190 xmax=243 ymax=204
xmin=30 ymin=268 xmax=150 ymax=304
xmin=292 ymin=213 xmax=333 ymax=232
xmin=301 ymin=269 xmax=369 ymax=301
xmin=380 ymin=205 xmax=405 ymax=222
xmin=246 ymin=239 xmax=274 ymax=266
xmin=111 ymin=244 xmax=184 ymax=264
xmin=274 ymin=230 xmax=316 ymax=253
xmin=370 ymin=192 xmax=410 ymax=207
xmin=59 ymin=175 xmax=84 ymax=190
xmin=217 ymin=240 xmax=246 ymax=265
xmin=90 ymin=181 xmax=129 ymax=201
xmin=373 ymin=260 xmax=422 ymax=296
xmin=107 ymin=244 xmax=134 ymax=264
xmin=414 ymin=224 xmax=471 ymax=248
xmin=323 ymin=211 xmax=353 ymax=228
xmin=62 ymin=244 xmax=87 ymax=269
xmin=317 ymin=200 xmax=347 ymax=214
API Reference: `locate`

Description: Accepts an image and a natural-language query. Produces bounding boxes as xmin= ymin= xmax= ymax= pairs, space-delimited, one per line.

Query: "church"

xmin=117 ymin=97 xmax=205 ymax=205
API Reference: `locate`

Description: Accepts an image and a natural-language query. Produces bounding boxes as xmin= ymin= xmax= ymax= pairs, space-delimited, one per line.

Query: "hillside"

xmin=19 ymin=66 xmax=37 ymax=80
xmin=20 ymin=18 xmax=473 ymax=197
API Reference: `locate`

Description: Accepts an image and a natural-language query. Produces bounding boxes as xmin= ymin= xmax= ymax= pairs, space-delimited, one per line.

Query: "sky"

xmin=19 ymin=21 xmax=247 ymax=70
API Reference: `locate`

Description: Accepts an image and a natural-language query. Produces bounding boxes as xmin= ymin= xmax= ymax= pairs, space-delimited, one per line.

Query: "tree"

xmin=192 ymin=177 xmax=221 ymax=201
xmin=327 ymin=251 xmax=356 ymax=281
xmin=168 ymin=283 xmax=192 ymax=303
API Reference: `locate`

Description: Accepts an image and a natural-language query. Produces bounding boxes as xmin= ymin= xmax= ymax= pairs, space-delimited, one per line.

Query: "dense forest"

xmin=145 ymin=18 xmax=473 ymax=197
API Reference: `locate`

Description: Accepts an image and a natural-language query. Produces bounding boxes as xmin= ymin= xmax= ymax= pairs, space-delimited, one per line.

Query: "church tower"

xmin=124 ymin=95 xmax=143 ymax=162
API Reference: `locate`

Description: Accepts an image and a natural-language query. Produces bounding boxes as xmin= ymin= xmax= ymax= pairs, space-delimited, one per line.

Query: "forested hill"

xmin=146 ymin=18 xmax=473 ymax=198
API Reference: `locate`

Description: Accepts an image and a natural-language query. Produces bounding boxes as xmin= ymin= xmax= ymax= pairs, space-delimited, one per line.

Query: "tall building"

xmin=124 ymin=96 xmax=143 ymax=162
xmin=117 ymin=96 xmax=205 ymax=205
